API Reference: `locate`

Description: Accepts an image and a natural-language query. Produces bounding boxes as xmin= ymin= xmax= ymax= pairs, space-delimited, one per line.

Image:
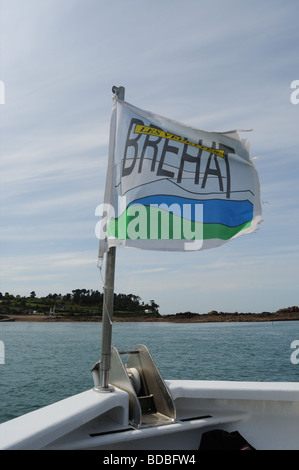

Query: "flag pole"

xmin=99 ymin=86 xmax=125 ymax=390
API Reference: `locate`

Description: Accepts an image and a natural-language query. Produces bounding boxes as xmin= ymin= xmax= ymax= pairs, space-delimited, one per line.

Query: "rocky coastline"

xmin=2 ymin=306 xmax=299 ymax=323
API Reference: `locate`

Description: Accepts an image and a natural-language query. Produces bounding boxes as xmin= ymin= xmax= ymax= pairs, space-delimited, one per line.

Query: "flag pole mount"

xmin=112 ymin=85 xmax=125 ymax=99
xmin=93 ymin=86 xmax=125 ymax=393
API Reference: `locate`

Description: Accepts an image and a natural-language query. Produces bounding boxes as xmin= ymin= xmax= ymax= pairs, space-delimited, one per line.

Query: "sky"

xmin=0 ymin=0 xmax=298 ymax=315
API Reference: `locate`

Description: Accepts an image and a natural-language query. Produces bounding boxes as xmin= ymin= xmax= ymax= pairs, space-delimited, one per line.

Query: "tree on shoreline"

xmin=0 ymin=290 xmax=160 ymax=317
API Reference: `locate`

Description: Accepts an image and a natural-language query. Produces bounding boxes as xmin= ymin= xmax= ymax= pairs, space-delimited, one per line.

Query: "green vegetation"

xmin=0 ymin=290 xmax=160 ymax=318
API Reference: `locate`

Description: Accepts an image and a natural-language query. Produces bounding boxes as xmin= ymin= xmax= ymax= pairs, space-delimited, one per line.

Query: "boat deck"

xmin=2 ymin=380 xmax=299 ymax=450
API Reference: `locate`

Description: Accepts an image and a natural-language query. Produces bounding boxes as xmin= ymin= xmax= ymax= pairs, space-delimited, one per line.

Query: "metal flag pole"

xmin=98 ymin=86 xmax=125 ymax=390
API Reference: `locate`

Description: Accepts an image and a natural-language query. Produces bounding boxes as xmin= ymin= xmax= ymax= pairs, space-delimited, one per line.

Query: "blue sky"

xmin=0 ymin=0 xmax=298 ymax=315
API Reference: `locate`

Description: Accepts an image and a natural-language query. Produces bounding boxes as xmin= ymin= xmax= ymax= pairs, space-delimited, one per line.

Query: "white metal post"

xmin=99 ymin=86 xmax=125 ymax=390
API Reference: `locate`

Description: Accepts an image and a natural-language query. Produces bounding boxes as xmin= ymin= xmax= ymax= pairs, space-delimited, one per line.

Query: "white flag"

xmin=98 ymin=100 xmax=261 ymax=258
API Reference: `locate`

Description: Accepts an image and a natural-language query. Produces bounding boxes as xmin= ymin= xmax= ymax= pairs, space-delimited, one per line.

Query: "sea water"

xmin=1 ymin=320 xmax=299 ymax=423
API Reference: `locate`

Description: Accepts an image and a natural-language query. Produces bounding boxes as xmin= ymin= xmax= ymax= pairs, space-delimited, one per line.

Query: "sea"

xmin=1 ymin=320 xmax=299 ymax=424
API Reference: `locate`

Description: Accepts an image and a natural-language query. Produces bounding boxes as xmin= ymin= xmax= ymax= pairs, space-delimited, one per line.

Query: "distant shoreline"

xmin=2 ymin=309 xmax=299 ymax=323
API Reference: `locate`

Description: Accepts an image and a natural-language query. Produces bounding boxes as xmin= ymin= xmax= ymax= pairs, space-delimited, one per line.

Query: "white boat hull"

xmin=1 ymin=380 xmax=299 ymax=450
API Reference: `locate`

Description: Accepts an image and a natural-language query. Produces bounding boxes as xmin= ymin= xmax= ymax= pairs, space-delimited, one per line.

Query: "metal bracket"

xmin=112 ymin=86 xmax=125 ymax=100
xmin=91 ymin=360 xmax=114 ymax=393
xmin=108 ymin=344 xmax=176 ymax=427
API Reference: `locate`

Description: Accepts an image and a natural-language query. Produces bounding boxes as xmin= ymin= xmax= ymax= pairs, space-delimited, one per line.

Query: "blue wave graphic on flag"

xmin=128 ymin=195 xmax=253 ymax=227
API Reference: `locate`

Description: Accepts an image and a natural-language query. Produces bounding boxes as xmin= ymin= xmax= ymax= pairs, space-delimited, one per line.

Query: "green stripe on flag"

xmin=107 ymin=206 xmax=251 ymax=241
